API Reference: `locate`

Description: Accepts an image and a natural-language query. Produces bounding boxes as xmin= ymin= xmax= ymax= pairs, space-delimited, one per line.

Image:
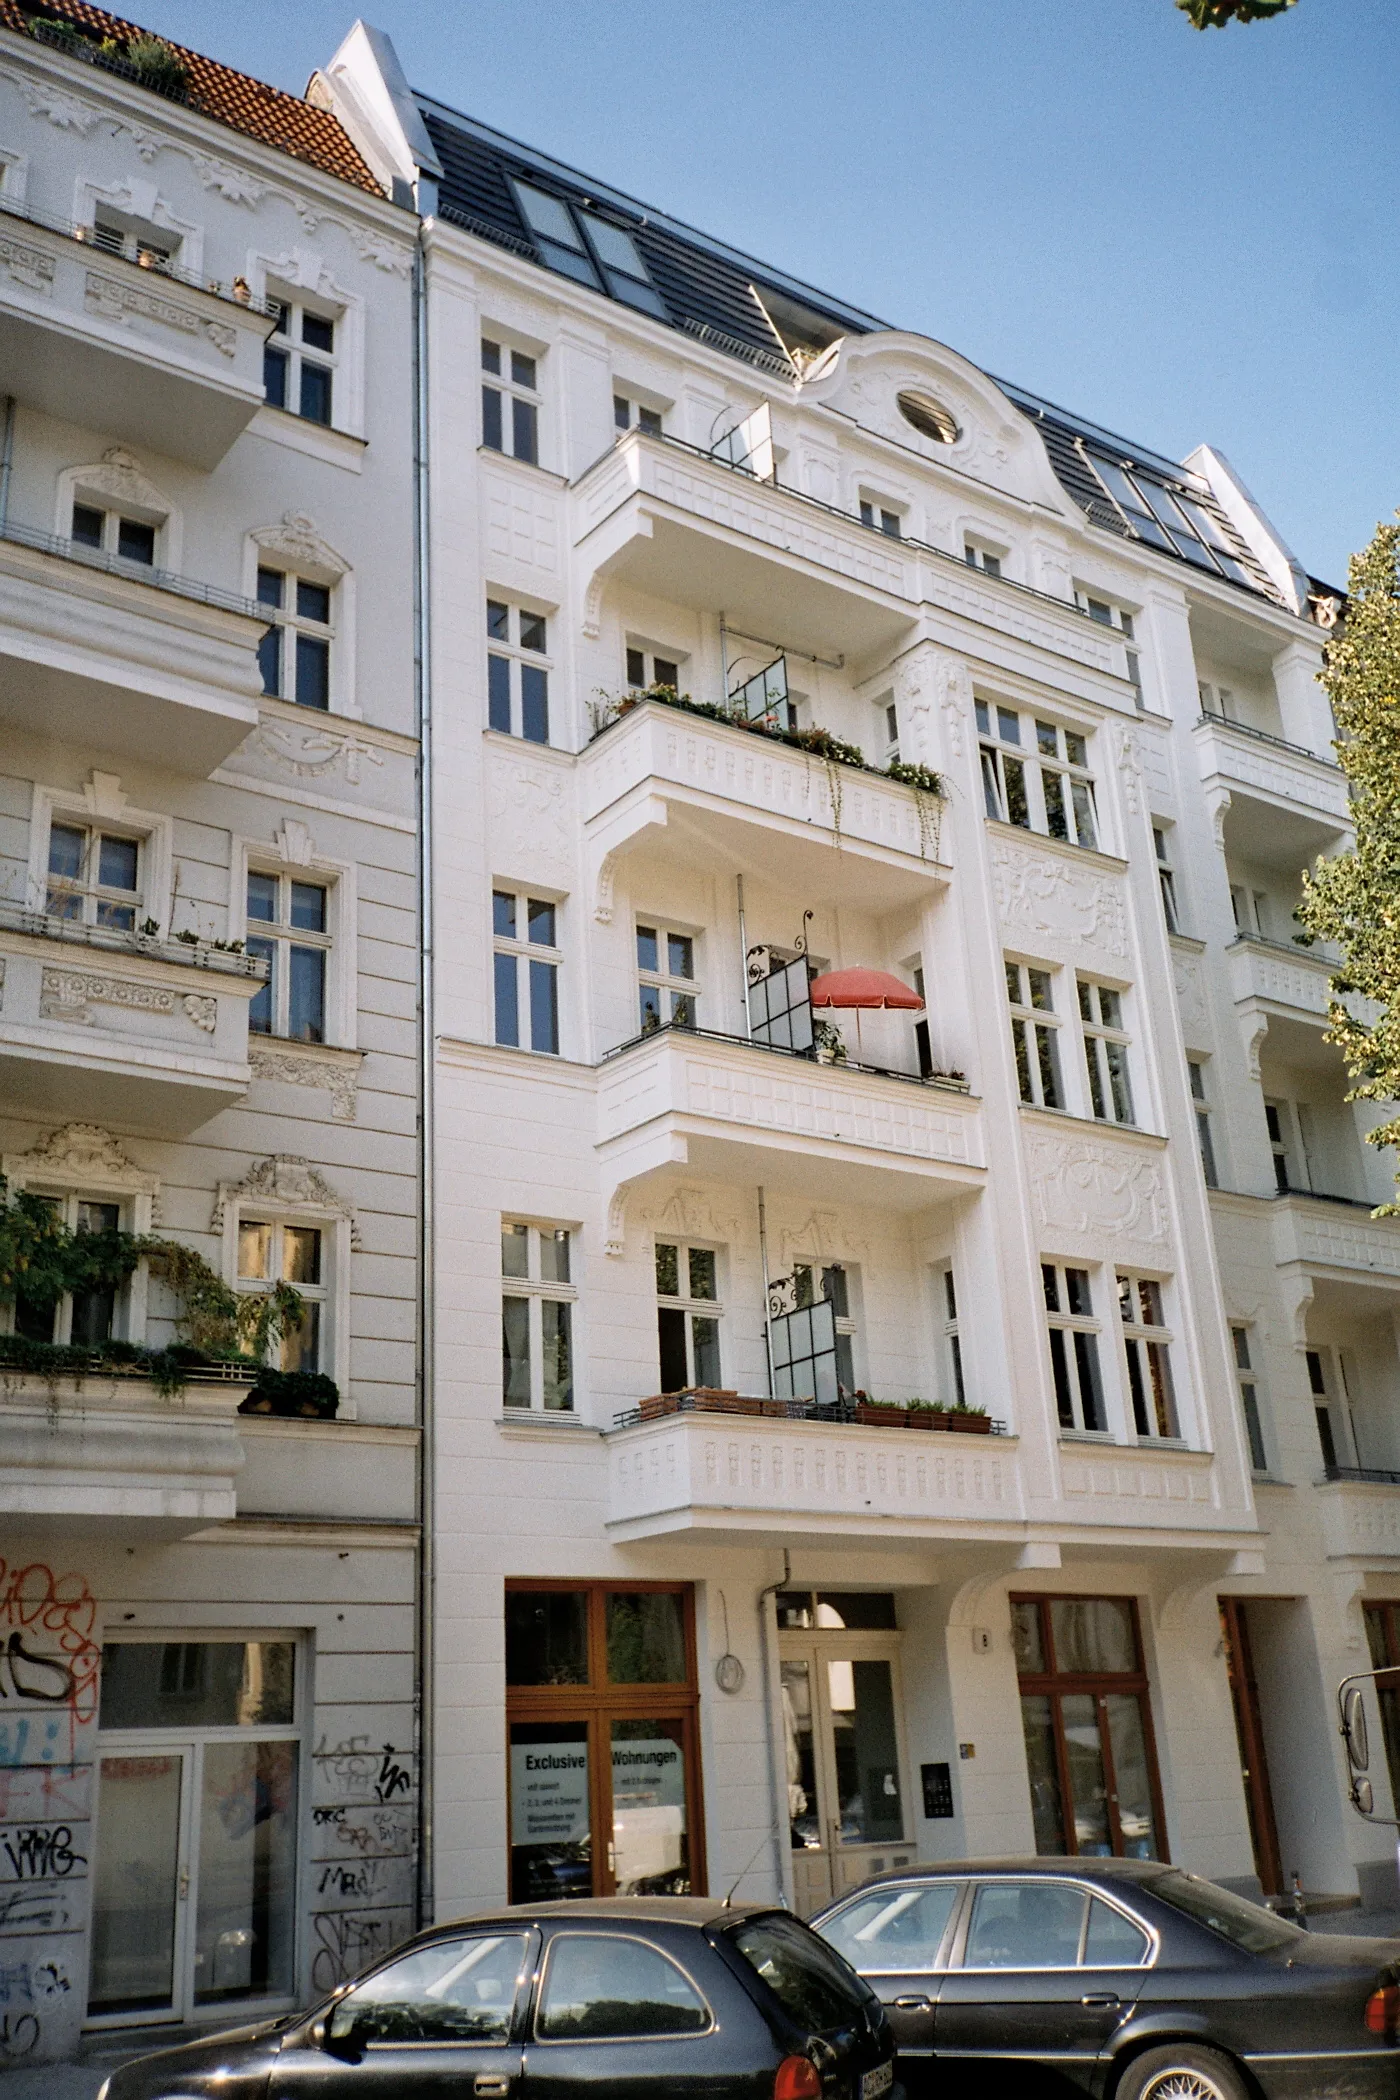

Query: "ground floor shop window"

xmin=505 ymin=1582 xmax=702 ymax=1902
xmin=89 ymin=1640 xmax=299 ymax=2025
xmin=1364 ymin=1602 xmax=1400 ymax=1817
xmin=1012 ymin=1595 xmax=1165 ymax=1862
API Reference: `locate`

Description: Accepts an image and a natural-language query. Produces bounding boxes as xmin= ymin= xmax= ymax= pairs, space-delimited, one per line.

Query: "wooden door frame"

xmin=777 ymin=1628 xmax=915 ymax=1889
xmin=1218 ymin=1595 xmax=1284 ymax=1896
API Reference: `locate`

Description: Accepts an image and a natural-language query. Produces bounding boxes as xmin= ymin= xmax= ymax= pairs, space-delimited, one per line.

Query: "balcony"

xmin=580 ymin=696 xmax=948 ymax=914
xmin=605 ymin=1406 xmax=1023 ymax=1545
xmin=1228 ymin=935 xmax=1335 ymax=1026
xmin=0 ymin=1364 xmax=249 ymax=1538
xmin=1270 ymin=1190 xmax=1400 ymax=1286
xmin=1194 ymin=710 xmax=1350 ymax=868
xmin=1315 ymin=1473 xmax=1400 ymax=1562
xmin=0 ymin=906 xmax=265 ymax=1132
xmin=572 ymin=431 xmax=1120 ymax=674
xmin=0 ymin=196 xmax=274 ymax=468
xmin=598 ymin=1024 xmax=982 ymax=1212
xmin=0 ymin=521 xmax=265 ymax=773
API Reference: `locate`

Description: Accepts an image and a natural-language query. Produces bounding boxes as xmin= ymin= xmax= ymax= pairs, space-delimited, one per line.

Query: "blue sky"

xmin=131 ymin=0 xmax=1395 ymax=585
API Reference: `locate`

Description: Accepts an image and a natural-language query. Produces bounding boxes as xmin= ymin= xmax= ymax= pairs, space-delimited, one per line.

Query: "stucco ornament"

xmin=990 ymin=837 xmax=1127 ymax=956
xmin=211 ymin=1154 xmax=360 ymax=1243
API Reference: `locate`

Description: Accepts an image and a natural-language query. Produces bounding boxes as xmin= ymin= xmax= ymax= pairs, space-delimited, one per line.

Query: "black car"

xmin=814 ymin=1856 xmax=1400 ymax=2100
xmin=98 ymin=1897 xmax=899 ymax=2100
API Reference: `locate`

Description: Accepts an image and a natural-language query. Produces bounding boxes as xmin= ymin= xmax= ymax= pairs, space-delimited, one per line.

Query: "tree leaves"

xmin=1176 ymin=0 xmax=1298 ymax=25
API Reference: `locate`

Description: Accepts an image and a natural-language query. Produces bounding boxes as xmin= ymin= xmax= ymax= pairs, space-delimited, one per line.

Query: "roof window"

xmin=898 ymin=389 xmax=959 ymax=444
xmin=1087 ymin=454 xmax=1255 ymax=587
xmin=511 ymin=180 xmax=665 ymax=318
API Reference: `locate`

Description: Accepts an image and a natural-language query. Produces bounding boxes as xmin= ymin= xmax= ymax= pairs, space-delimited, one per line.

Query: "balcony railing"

xmin=601 ymin=1019 xmax=969 ymax=1096
xmin=1197 ymin=707 xmax=1336 ymax=770
xmin=0 ymin=191 xmax=281 ymax=317
xmin=0 ymin=900 xmax=266 ymax=976
xmin=612 ymin=1389 xmax=1007 ymax=1434
xmin=1323 ymin=1466 xmax=1400 ymax=1488
xmin=0 ymin=516 xmax=262 ymax=619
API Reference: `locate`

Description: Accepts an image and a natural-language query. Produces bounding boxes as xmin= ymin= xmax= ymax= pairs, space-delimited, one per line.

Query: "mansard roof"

xmin=419 ymin=95 xmax=1287 ymax=609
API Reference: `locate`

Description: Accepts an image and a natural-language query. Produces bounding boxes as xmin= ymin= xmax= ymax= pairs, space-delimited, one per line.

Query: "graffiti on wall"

xmin=308 ymin=1732 xmax=415 ymax=1993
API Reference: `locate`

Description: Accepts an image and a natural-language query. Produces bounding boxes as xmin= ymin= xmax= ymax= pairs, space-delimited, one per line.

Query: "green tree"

xmin=1299 ymin=517 xmax=1400 ymax=1211
xmin=1176 ymin=0 xmax=1297 ymax=24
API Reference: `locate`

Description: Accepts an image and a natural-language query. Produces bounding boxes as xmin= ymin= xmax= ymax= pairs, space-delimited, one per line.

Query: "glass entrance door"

xmin=88 ymin=1751 xmax=189 ymax=2020
xmin=781 ymin=1643 xmax=912 ymax=1916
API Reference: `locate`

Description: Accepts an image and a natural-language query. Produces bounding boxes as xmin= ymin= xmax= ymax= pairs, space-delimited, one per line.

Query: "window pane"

xmin=527 ymin=897 xmax=556 ymax=947
xmin=688 ymin=1247 xmax=717 ymax=1301
xmin=668 ymin=934 xmax=694 ymax=980
xmin=516 ymin=185 xmax=581 ymax=248
xmin=540 ymin=1229 xmax=570 ymax=1284
xmin=1085 ymin=1898 xmax=1149 ymax=1966
xmin=257 ymin=625 xmax=282 ymax=697
xmin=193 ymin=1738 xmax=297 ymax=2005
xmin=583 ymin=216 xmax=647 ymax=277
xmin=611 ymin=1717 xmax=690 ymax=1895
xmin=1050 ymin=1599 xmax=1136 ymax=1675
xmin=607 ymin=1593 xmax=686 ymax=1683
xmin=487 ymin=598 xmax=510 ymax=641
xmin=1004 ymin=756 xmax=1030 ymax=828
xmin=331 ymin=1933 xmax=528 ymax=2045
xmin=237 ymin=1221 xmax=272 ymax=1279
xmin=691 ymin=1317 xmax=721 ymax=1387
xmin=72 ymin=502 xmax=104 ymax=547
xmin=302 ymin=311 xmax=334 ymax=354
xmin=637 ymin=925 xmax=659 ymax=973
xmin=519 ymin=611 xmax=547 ymax=653
xmin=246 ymin=871 xmax=277 ymax=923
xmin=281 ymin=1226 xmax=322 ymax=1286
xmin=299 ymin=361 xmax=332 ymax=426
xmin=505 ymin=1591 xmax=588 ymax=1686
xmin=502 ymin=1295 xmax=531 ymax=1407
xmin=48 ymin=822 xmax=85 ymax=882
xmin=1020 ymin=1694 xmax=1066 ymax=1854
xmin=1066 ymin=1270 xmax=1093 ymax=1317
xmin=627 ymin=647 xmax=647 ymax=687
xmin=965 ymin=1880 xmax=1086 ymax=1967
xmin=116 ymin=517 xmax=155 ymax=565
xmin=502 ymin=1222 xmax=530 ymax=1278
xmin=288 ymin=945 xmax=325 ymax=1042
xmin=996 ymin=706 xmax=1020 ymax=744
xmin=653 ymin=1243 xmax=681 ymax=1298
xmin=295 ymin=633 xmax=330 ymax=710
xmin=657 ymin=1304 xmax=688 ymax=1392
xmin=828 ymin=1656 xmax=903 ymax=1844
xmin=541 ymin=1299 xmax=572 ymax=1411
xmin=1071 ymin=780 xmax=1098 ymax=850
xmin=1043 ymin=769 xmax=1068 ymax=840
xmin=98 ymin=834 xmax=139 ymax=892
xmin=1105 ymin=1695 xmax=1159 ymax=1859
xmin=263 ymin=343 xmax=288 ymax=410
xmin=247 ymin=937 xmax=275 ymax=1032
xmin=822 ymin=1880 xmax=960 ymax=1974
xmin=1061 ymin=1693 xmax=1112 ymax=1854
xmin=289 ymin=882 xmax=326 ymax=934
xmin=488 ymin=653 xmax=512 ymax=733
xmin=280 ymin=1299 xmax=320 ymax=1374
xmin=99 ymin=1642 xmax=294 ymax=1729
xmin=1074 ymin=1331 xmax=1105 ymax=1430
xmin=521 ymin=662 xmax=549 ymax=743
xmin=482 ymin=384 xmax=503 ymax=451
xmin=538 ymin=1932 xmax=707 ymax=2039
xmin=296 ymin=580 xmax=331 ymax=625
xmin=1048 ymin=1327 xmax=1074 ymax=1427
xmin=493 ymin=948 xmax=520 ymax=1046
xmin=1012 ymin=1600 xmax=1046 ymax=1673
xmin=529 ymin=958 xmax=559 ymax=1054
xmin=509 ymin=1718 xmax=590 ymax=1902
xmin=512 ymin=396 xmax=538 ymax=466
xmin=70 ymin=1284 xmax=115 ymax=1346
xmin=482 ymin=338 xmax=502 ymax=375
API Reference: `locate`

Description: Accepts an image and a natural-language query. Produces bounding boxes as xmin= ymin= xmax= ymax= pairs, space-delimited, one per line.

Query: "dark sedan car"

xmin=99 ymin=1897 xmax=898 ymax=2100
xmin=814 ymin=1856 xmax=1400 ymax=2100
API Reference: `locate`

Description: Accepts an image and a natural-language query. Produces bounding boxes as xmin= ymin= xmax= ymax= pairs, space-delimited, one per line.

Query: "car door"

xmin=520 ymin=1924 xmax=732 ymax=2100
xmin=934 ymin=1880 xmax=1149 ymax=2096
xmin=816 ymin=1879 xmax=965 ymax=2064
xmin=269 ymin=1928 xmax=534 ymax=2100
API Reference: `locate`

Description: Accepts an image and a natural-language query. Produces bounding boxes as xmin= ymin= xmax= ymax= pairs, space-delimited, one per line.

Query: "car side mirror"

xmin=1343 ymin=1684 xmax=1370 ymax=1773
xmin=322 ymin=2012 xmax=369 ymax=2061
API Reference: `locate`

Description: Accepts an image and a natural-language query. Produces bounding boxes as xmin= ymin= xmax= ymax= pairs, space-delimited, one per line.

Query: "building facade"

xmin=325 ymin=26 xmax=1400 ymax=1938
xmin=0 ymin=6 xmax=420 ymax=2065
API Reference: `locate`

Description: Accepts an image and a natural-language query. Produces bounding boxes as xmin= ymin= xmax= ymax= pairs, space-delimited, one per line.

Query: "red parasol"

xmin=809 ymin=968 xmax=924 ymax=1011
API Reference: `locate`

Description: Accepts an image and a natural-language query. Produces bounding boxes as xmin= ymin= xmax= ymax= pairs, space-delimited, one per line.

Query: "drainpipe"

xmin=757 ymin=1548 xmax=792 ymax=1903
xmin=757 ymin=1184 xmax=775 ymax=1399
xmin=736 ymin=874 xmax=753 ymax=1039
xmin=0 ymin=395 xmax=15 ymax=532
xmin=411 ymin=224 xmax=436 ymax=1934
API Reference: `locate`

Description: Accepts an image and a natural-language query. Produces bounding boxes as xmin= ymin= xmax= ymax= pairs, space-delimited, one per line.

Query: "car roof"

xmin=429 ymin=1896 xmax=780 ymax=1932
xmin=845 ymin=1857 xmax=1171 ymax=1890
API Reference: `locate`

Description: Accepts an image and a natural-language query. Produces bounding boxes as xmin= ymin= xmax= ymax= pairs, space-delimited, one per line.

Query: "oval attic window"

xmin=898 ymin=389 xmax=960 ymax=444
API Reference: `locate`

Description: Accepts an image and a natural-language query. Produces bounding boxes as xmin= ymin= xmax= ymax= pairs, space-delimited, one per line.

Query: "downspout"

xmin=757 ymin=1548 xmax=792 ymax=1903
xmin=0 ymin=395 xmax=15 ymax=532
xmin=411 ymin=222 xmax=436 ymax=1933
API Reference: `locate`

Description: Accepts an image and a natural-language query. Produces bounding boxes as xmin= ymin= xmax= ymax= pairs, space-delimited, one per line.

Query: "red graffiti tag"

xmin=0 ymin=1563 xmax=100 ymax=1725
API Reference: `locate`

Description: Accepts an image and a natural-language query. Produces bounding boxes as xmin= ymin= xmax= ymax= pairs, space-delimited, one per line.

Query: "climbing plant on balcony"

xmin=1297 ymin=516 xmax=1400 ymax=1212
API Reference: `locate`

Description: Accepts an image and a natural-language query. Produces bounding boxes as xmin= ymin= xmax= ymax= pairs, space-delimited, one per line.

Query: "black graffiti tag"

xmin=374 ymin=1746 xmax=411 ymax=1803
xmin=1 ymin=1826 xmax=84 ymax=1880
xmin=0 ymin=2013 xmax=38 ymax=2058
xmin=0 ymin=1633 xmax=75 ymax=1706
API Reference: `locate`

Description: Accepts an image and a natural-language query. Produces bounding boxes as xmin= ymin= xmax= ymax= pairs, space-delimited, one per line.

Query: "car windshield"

xmin=727 ymin=1913 xmax=872 ymax=2034
xmin=1147 ymin=1871 xmax=1303 ymax=1955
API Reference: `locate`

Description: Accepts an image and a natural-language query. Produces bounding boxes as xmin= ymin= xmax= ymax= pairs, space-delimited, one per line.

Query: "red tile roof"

xmin=0 ymin=0 xmax=384 ymax=194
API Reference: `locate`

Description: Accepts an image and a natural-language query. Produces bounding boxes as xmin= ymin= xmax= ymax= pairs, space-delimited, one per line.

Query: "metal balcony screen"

xmin=731 ymin=653 xmax=788 ymax=723
xmin=769 ymin=1291 xmax=839 ymax=1407
xmin=711 ymin=401 xmax=775 ymax=482
xmin=749 ymin=955 xmax=813 ymax=1053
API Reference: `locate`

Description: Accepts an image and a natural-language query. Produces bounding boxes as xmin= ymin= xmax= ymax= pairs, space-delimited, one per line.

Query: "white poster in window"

xmin=510 ymin=1742 xmax=589 ymax=1847
xmin=611 ymin=1737 xmax=686 ymax=1887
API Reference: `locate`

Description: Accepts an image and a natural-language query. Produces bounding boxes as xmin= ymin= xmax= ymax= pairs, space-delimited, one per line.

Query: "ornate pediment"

xmin=250 ymin=511 xmax=348 ymax=582
xmin=3 ymin=1123 xmax=160 ymax=1202
xmin=211 ymin=1154 xmax=359 ymax=1243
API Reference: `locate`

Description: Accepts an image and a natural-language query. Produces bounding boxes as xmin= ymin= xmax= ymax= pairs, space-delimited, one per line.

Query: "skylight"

xmin=1086 ymin=453 xmax=1256 ymax=587
xmin=510 ymin=180 xmax=666 ymax=318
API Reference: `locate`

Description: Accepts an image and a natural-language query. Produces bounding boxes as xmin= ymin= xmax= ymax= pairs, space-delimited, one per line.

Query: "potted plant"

xmin=813 ymin=1019 xmax=848 ymax=1066
xmin=948 ymin=1401 xmax=992 ymax=1434
xmin=854 ymin=1393 xmax=909 ymax=1428
xmin=905 ymin=1400 xmax=949 ymax=1430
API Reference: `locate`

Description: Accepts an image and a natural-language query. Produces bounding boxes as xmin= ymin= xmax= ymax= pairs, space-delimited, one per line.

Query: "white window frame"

xmin=936 ymin=1265 xmax=966 ymax=1409
xmin=1 ymin=1133 xmax=161 ymax=1345
xmin=1153 ymin=826 xmax=1181 ymax=934
xmin=636 ymin=919 xmax=699 ymax=1035
xmin=963 ymin=539 xmax=1004 ymax=578
xmin=2 ymin=1189 xmax=134 ymax=1345
xmin=488 ymin=596 xmax=554 ymax=745
xmin=27 ymin=779 xmax=173 ymax=935
xmin=614 ymin=391 xmax=663 ymax=435
xmin=1077 ymin=589 xmax=1144 ymax=706
xmin=493 ymin=886 xmax=562 ymax=1056
xmin=1231 ymin=1324 xmax=1268 ymax=1475
xmin=247 ymin=251 xmax=365 ymax=440
xmin=243 ymin=521 xmax=355 ymax=718
xmin=263 ymin=290 xmax=340 ymax=428
xmin=1077 ymin=977 xmax=1135 ymax=1127
xmin=877 ymin=693 xmax=900 ymax=765
xmin=976 ymin=700 xmax=1100 ymax=850
xmin=230 ymin=833 xmax=356 ymax=1050
xmin=56 ymin=456 xmax=182 ymax=573
xmin=219 ymin=1198 xmax=351 ymax=1401
xmin=625 ymin=642 xmax=684 ymax=695
xmin=1117 ymin=1271 xmax=1181 ymax=1442
xmin=501 ymin=1219 xmax=578 ymax=1415
xmin=1006 ymin=958 xmax=1065 ymax=1110
xmin=76 ymin=177 xmax=202 ymax=279
xmin=1188 ymin=1058 xmax=1218 ymax=1188
xmin=1306 ymin=1346 xmax=1349 ymax=1471
xmin=236 ymin=1216 xmax=331 ymax=1374
xmin=859 ymin=494 xmax=903 ymax=538
xmin=1042 ymin=1261 xmax=1107 ymax=1435
xmin=481 ymin=332 xmax=542 ymax=465
xmin=655 ymin=1239 xmax=723 ymax=1391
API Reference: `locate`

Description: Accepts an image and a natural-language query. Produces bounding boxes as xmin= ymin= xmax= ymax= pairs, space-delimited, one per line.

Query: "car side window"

xmin=1084 ymin=1897 xmax=1151 ymax=1967
xmin=820 ymin=1882 xmax=962 ymax=1973
xmin=328 ymin=1932 xmax=531 ymax=2044
xmin=536 ymin=1932 xmax=710 ymax=2040
xmin=963 ymin=1883 xmax=1087 ymax=1969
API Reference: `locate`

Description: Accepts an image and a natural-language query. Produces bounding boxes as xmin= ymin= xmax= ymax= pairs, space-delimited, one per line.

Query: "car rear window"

xmin=1148 ymin=1871 xmax=1303 ymax=1955
xmin=728 ymin=1914 xmax=872 ymax=2033
xmin=536 ymin=1933 xmax=710 ymax=2039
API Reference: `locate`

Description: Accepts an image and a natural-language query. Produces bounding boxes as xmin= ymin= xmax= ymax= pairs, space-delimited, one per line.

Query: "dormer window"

xmin=897 ymin=390 xmax=959 ymax=444
xmin=511 ymin=182 xmax=666 ymax=317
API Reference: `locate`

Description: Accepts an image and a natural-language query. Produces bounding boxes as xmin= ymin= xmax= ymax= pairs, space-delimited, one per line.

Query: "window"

xmin=1086 ymin=457 xmax=1258 ymax=589
xmin=637 ymin=923 xmax=697 ymax=1034
xmin=791 ymin=1262 xmax=856 ymax=1394
xmin=237 ymin=1220 xmax=326 ymax=1371
xmin=502 ymin=1222 xmax=575 ymax=1414
xmin=913 ymin=964 xmax=933 ymax=1079
xmin=820 ymin=1880 xmax=960 ymax=1974
xmin=879 ymin=697 xmax=900 ymax=765
xmin=614 ymin=394 xmax=662 ymax=435
xmin=1230 ymin=885 xmax=1271 ymax=939
xmin=1118 ymin=1273 xmax=1179 ymax=1440
xmin=655 ymin=1242 xmax=721 ymax=1392
xmin=44 ymin=820 xmax=142 ymax=929
xmin=9 ymin=1195 xmax=124 ymax=1346
xmin=1078 ymin=594 xmax=1142 ymax=706
xmin=1200 ymin=681 xmax=1237 ymax=721
xmin=494 ymin=890 xmax=560 ymax=1054
xmin=537 ymin=1933 xmax=708 ymax=2039
xmin=1012 ymin=1595 xmax=1163 ymax=1861
xmin=71 ymin=500 xmax=157 ymax=567
xmin=728 ymin=1915 xmax=871 ymax=2033
xmin=626 ymin=646 xmax=681 ymax=694
xmin=964 ymin=542 xmax=1002 ymax=578
xmin=938 ymin=1267 xmax=966 ymax=1408
xmin=329 ymin=1934 xmax=530 ymax=2046
xmin=1307 ymin=1348 xmax=1339 ymax=1470
xmin=1006 ymin=962 xmax=1064 ymax=1110
xmin=1042 ymin=1263 xmax=1106 ymax=1433
xmin=256 ymin=568 xmax=331 ymax=710
xmin=90 ymin=207 xmax=174 ymax=271
xmin=1364 ymin=1605 xmax=1400 ymax=1826
xmin=1232 ymin=1325 xmax=1267 ymax=1474
xmin=488 ymin=599 xmax=551 ymax=743
xmin=246 ymin=870 xmax=330 ymax=1043
xmin=1153 ymin=828 xmax=1180 ymax=933
xmin=1188 ymin=1060 xmax=1218 ymax=1188
xmin=263 ymin=298 xmax=336 ymax=426
xmin=482 ymin=338 xmax=539 ymax=464
xmin=964 ymin=1880 xmax=1087 ymax=1968
xmin=511 ymin=183 xmax=666 ymax=316
xmin=977 ymin=702 xmax=1098 ymax=849
xmin=1264 ymin=1101 xmax=1295 ymax=1192
xmin=1077 ymin=979 xmax=1134 ymax=1126
xmin=860 ymin=499 xmax=901 ymax=537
